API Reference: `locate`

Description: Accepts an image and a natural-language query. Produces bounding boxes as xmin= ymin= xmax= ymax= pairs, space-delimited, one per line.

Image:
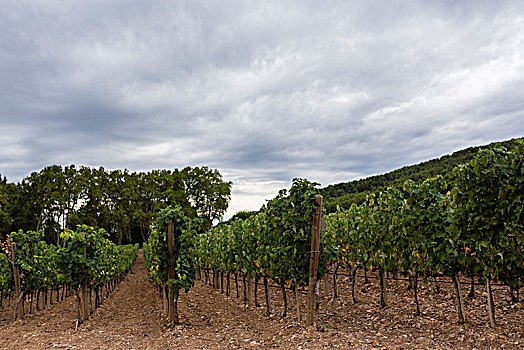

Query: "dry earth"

xmin=0 ymin=250 xmax=522 ymax=349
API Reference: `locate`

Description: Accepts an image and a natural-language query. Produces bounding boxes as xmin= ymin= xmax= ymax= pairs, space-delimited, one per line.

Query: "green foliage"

xmin=196 ymin=178 xmax=327 ymax=288
xmin=144 ymin=206 xmax=199 ymax=292
xmin=2 ymin=226 xmax=138 ymax=294
xmin=0 ymin=250 xmax=13 ymax=293
xmin=401 ymin=177 xmax=458 ymax=276
xmin=321 ymin=137 xmax=523 ymax=212
xmin=181 ymin=166 xmax=232 ymax=231
xmin=325 ymin=144 xmax=523 ymax=290
xmin=0 ymin=175 xmax=17 ymax=241
xmin=9 ymin=229 xmax=62 ymax=292
xmin=452 ymin=142 xmax=524 ymax=287
xmin=2 ymin=165 xmax=231 ymax=245
xmin=59 ymin=225 xmax=138 ymax=289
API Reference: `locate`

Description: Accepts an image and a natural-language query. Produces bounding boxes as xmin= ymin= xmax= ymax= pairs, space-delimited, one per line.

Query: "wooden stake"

xmin=351 ymin=266 xmax=359 ymax=304
xmin=162 ymin=286 xmax=168 ymax=315
xmin=10 ymin=243 xmax=23 ymax=320
xmin=81 ymin=279 xmax=88 ymax=321
xmin=486 ymin=277 xmax=496 ymax=328
xmin=81 ymin=232 xmax=89 ymax=321
xmin=247 ymin=272 xmax=253 ymax=307
xmin=332 ymin=263 xmax=340 ymax=300
xmin=411 ymin=270 xmax=420 ymax=316
xmin=14 ymin=291 xmax=24 ymax=322
xmin=452 ymin=273 xmax=466 ymax=324
xmin=264 ymin=276 xmax=271 ymax=315
xmin=294 ymin=284 xmax=301 ymax=322
xmin=235 ymin=273 xmax=239 ymax=298
xmin=315 ymin=279 xmax=321 ymax=312
xmin=36 ymin=289 xmax=40 ymax=311
xmin=242 ymin=272 xmax=247 ymax=302
xmin=167 ymin=220 xmax=176 ymax=324
xmin=306 ymin=194 xmax=322 ymax=327
xmin=379 ymin=267 xmax=387 ymax=308
xmin=75 ymin=289 xmax=83 ymax=326
xmin=254 ymin=276 xmax=260 ymax=307
xmin=323 ymin=273 xmax=330 ymax=296
xmin=226 ymin=271 xmax=230 ymax=297
xmin=281 ymin=281 xmax=288 ymax=318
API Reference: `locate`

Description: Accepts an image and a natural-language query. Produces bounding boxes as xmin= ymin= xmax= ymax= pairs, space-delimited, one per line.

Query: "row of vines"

xmin=143 ymin=206 xmax=201 ymax=325
xmin=0 ymin=225 xmax=138 ymax=324
xmin=324 ymin=144 xmax=523 ymax=326
xmin=194 ymin=144 xmax=523 ymax=327
xmin=195 ymin=178 xmax=325 ymax=323
xmin=142 ymin=179 xmax=323 ymax=326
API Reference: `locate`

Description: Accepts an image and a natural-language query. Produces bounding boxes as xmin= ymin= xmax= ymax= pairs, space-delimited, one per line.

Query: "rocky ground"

xmin=0 ymin=250 xmax=522 ymax=349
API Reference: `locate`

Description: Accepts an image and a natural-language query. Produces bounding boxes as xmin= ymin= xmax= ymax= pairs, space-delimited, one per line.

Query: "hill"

xmin=321 ymin=137 xmax=523 ymax=212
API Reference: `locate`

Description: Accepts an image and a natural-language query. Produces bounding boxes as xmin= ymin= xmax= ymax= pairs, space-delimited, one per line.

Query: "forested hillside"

xmin=321 ymin=137 xmax=523 ymax=212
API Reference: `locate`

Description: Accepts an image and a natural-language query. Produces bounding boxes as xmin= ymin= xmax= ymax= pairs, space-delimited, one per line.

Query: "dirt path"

xmin=1 ymin=251 xmax=522 ymax=349
xmin=0 ymin=250 xmax=323 ymax=349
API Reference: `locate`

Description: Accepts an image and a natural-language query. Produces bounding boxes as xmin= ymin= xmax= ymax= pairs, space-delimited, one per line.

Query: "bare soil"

xmin=0 ymin=251 xmax=522 ymax=349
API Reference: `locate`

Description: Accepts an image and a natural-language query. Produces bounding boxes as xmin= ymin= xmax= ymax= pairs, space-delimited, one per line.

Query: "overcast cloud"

xmin=1 ymin=0 xmax=523 ymax=217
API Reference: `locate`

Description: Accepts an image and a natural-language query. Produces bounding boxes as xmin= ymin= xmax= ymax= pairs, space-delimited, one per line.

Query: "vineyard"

xmin=0 ymin=143 xmax=523 ymax=349
xmin=0 ymin=226 xmax=138 ymax=325
xmin=193 ymin=145 xmax=523 ymax=328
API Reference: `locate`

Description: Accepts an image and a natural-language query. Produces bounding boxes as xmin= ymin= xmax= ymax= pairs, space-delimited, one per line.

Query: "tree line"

xmin=0 ymin=165 xmax=231 ymax=245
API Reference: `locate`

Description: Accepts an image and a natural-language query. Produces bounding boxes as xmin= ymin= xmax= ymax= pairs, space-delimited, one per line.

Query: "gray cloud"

xmin=1 ymin=0 xmax=524 ymax=217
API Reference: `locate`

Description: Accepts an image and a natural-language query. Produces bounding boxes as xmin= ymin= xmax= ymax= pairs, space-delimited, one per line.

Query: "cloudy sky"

xmin=1 ymin=0 xmax=523 ymax=217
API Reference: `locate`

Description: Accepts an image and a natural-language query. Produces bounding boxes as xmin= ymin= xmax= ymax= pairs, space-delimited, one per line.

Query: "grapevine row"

xmin=323 ymin=142 xmax=523 ymax=326
xmin=143 ymin=206 xmax=200 ymax=326
xmin=142 ymin=180 xmax=323 ymax=326
xmin=0 ymin=225 xmax=138 ymax=323
xmin=194 ymin=178 xmax=325 ymax=320
xmin=142 ymin=144 xmax=522 ymax=329
xmin=192 ymin=144 xmax=523 ymax=328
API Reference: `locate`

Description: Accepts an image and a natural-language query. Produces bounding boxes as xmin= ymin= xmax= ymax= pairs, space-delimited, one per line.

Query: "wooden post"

xmin=315 ymin=278 xmax=321 ymax=312
xmin=162 ymin=286 xmax=168 ymax=315
xmin=333 ymin=263 xmax=340 ymax=299
xmin=486 ymin=277 xmax=496 ymax=328
xmin=246 ymin=272 xmax=253 ymax=307
xmin=242 ymin=273 xmax=247 ymax=302
xmin=81 ymin=232 xmax=89 ymax=321
xmin=306 ymin=194 xmax=322 ymax=327
xmin=411 ymin=270 xmax=420 ymax=316
xmin=11 ymin=243 xmax=23 ymax=320
xmin=235 ymin=273 xmax=239 ymax=298
xmin=264 ymin=276 xmax=271 ymax=315
xmin=294 ymin=284 xmax=301 ymax=322
xmin=379 ymin=267 xmax=387 ymax=308
xmin=351 ymin=266 xmax=359 ymax=304
xmin=167 ymin=220 xmax=175 ymax=324
xmin=323 ymin=273 xmax=330 ymax=296
xmin=280 ymin=281 xmax=288 ymax=317
xmin=226 ymin=271 xmax=230 ymax=296
xmin=452 ymin=273 xmax=467 ymax=324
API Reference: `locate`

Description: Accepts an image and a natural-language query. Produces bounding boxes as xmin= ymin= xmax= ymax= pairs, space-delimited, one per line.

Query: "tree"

xmin=182 ymin=166 xmax=232 ymax=231
xmin=0 ymin=175 xmax=18 ymax=240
